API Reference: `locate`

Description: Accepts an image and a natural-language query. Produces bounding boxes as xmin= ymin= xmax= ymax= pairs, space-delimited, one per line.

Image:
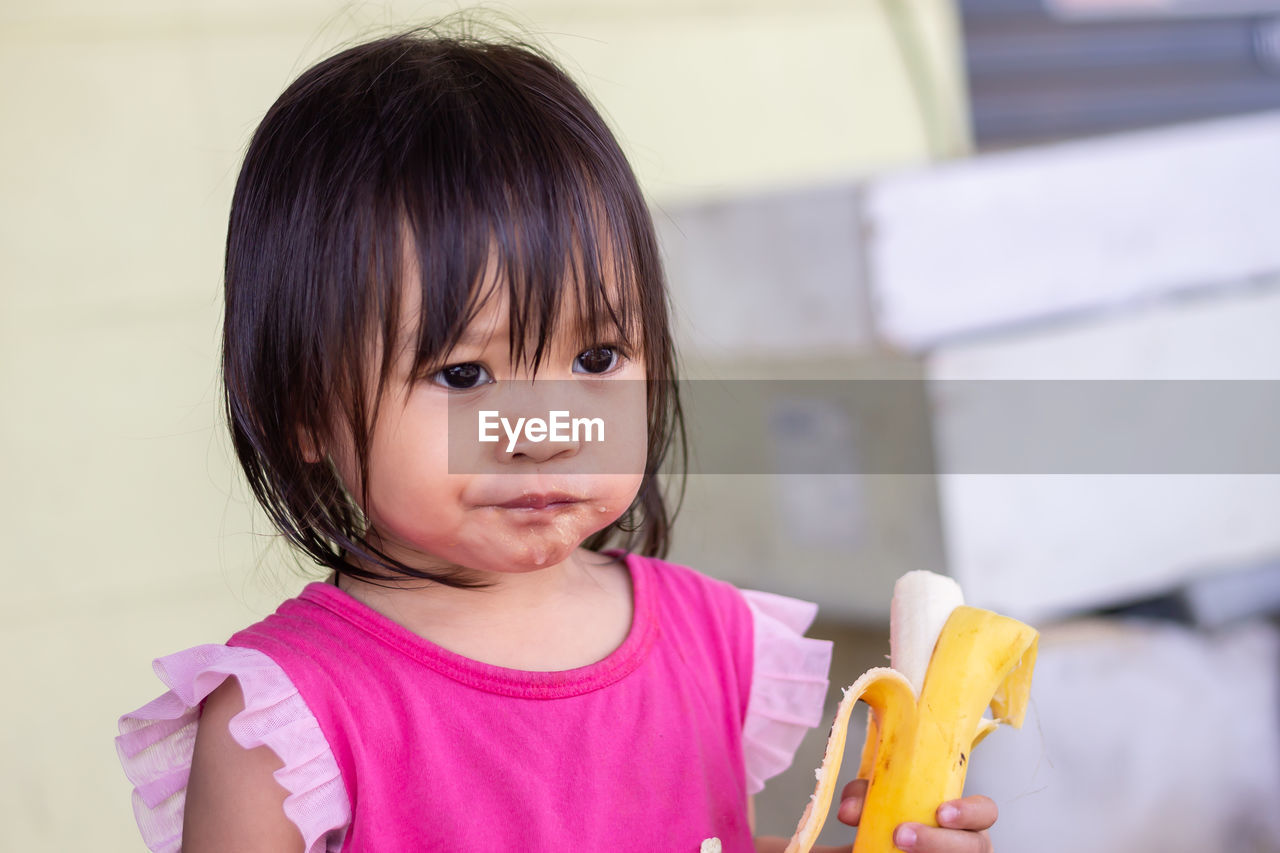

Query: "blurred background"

xmin=4 ymin=0 xmax=1280 ymax=849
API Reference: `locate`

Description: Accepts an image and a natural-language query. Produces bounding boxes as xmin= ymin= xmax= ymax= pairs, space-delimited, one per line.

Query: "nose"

xmin=502 ymin=413 xmax=582 ymax=464
xmin=489 ymin=380 xmax=584 ymax=465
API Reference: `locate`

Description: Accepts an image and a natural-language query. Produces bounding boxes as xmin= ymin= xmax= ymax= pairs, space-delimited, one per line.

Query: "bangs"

xmin=402 ymin=178 xmax=649 ymax=378
xmin=362 ymin=38 xmax=660 ymax=385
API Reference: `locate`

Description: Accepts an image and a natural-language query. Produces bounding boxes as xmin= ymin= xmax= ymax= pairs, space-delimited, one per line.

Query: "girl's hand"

xmin=837 ymin=779 xmax=997 ymax=853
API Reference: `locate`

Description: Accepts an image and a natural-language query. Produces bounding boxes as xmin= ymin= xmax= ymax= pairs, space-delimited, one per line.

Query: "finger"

xmin=835 ymin=779 xmax=869 ymax=826
xmin=840 ymin=778 xmax=868 ymax=800
xmin=893 ymin=824 xmax=992 ymax=853
xmin=936 ymin=795 xmax=998 ymax=832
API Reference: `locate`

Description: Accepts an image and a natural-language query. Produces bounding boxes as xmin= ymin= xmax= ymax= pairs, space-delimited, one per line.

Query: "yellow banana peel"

xmin=783 ymin=571 xmax=1039 ymax=853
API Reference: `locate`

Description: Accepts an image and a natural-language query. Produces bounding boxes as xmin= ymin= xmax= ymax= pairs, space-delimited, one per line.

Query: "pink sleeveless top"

xmin=116 ymin=552 xmax=833 ymax=853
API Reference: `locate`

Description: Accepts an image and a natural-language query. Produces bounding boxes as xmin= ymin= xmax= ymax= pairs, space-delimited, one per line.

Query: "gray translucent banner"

xmin=446 ymin=380 xmax=1280 ymax=474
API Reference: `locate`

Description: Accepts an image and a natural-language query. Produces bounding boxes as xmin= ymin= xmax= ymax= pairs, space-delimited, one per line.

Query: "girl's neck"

xmin=334 ymin=548 xmax=633 ymax=671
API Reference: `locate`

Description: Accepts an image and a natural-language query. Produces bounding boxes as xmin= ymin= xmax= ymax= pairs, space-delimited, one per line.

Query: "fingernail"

xmin=894 ymin=824 xmax=917 ymax=849
xmin=938 ymin=804 xmax=959 ymax=825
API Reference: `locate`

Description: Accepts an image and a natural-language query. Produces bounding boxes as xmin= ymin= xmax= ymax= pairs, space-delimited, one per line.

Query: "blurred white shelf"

xmin=929 ymin=285 xmax=1280 ymax=621
xmin=867 ymin=111 xmax=1280 ymax=348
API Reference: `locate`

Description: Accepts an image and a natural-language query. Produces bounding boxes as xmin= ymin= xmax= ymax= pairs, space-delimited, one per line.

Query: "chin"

xmin=509 ymin=526 xmax=598 ymax=571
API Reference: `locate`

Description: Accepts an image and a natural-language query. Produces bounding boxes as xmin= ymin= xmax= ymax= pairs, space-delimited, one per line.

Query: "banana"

xmin=783 ymin=570 xmax=1038 ymax=853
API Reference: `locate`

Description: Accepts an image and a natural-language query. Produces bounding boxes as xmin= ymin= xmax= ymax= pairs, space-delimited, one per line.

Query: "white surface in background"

xmin=657 ymin=185 xmax=871 ymax=355
xmin=968 ymin=617 xmax=1280 ymax=853
xmin=939 ymin=474 xmax=1280 ymax=619
xmin=866 ymin=111 xmax=1280 ymax=349
xmin=928 ymin=285 xmax=1280 ymax=620
xmin=769 ymin=396 xmax=864 ymax=549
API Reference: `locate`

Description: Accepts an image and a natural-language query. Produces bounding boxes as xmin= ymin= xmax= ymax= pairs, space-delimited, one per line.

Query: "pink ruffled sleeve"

xmin=740 ymin=590 xmax=834 ymax=795
xmin=114 ymin=644 xmax=350 ymax=853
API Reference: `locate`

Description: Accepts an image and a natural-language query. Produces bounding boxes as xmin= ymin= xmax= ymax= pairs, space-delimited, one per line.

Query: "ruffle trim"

xmin=114 ymin=644 xmax=350 ymax=853
xmin=740 ymin=590 xmax=834 ymax=795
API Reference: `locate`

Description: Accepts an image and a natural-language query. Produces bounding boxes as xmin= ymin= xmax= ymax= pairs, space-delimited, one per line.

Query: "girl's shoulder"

xmin=610 ymin=549 xmax=835 ymax=795
xmin=615 ymin=548 xmax=828 ymax=640
xmin=608 ymin=548 xmax=751 ymax=615
xmin=116 ymin=636 xmax=350 ymax=853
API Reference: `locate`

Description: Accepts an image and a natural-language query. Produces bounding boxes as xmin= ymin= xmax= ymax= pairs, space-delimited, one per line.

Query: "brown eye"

xmin=573 ymin=346 xmax=620 ymax=375
xmin=432 ymin=362 xmax=491 ymax=389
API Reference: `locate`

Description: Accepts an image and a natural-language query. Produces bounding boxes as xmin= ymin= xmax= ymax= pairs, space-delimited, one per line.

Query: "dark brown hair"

xmin=222 ymin=24 xmax=685 ymax=586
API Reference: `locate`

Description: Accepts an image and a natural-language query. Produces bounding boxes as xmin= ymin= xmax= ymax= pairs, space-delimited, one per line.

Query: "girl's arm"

xmin=183 ymin=678 xmax=305 ymax=853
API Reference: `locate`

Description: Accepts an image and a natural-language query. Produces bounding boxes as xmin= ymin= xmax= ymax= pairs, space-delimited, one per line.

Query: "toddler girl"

xmin=116 ymin=24 xmax=999 ymax=853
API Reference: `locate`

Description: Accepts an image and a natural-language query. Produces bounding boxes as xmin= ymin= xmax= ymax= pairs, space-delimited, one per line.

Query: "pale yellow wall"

xmin=0 ymin=2 xmax=967 ymax=849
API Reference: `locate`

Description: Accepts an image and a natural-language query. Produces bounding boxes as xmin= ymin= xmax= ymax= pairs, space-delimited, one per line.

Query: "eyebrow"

xmin=445 ymin=304 xmax=633 ymax=357
xmin=452 ymin=321 xmax=507 ymax=348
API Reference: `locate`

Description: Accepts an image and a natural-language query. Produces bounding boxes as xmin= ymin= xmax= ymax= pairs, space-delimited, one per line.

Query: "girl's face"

xmin=324 ymin=275 xmax=649 ymax=582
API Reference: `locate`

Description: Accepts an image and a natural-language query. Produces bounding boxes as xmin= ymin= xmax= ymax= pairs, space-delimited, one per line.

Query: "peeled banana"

xmin=783 ymin=570 xmax=1039 ymax=853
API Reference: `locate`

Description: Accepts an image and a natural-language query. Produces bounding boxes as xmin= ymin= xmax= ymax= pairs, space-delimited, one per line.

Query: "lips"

xmin=495 ymin=492 xmax=581 ymax=510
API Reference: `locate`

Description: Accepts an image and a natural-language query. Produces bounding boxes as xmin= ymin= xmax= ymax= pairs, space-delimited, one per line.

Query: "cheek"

xmin=593 ymin=473 xmax=647 ymax=518
xmin=594 ymin=382 xmax=649 ymax=508
xmin=362 ymin=402 xmax=457 ymax=520
xmin=596 ymin=377 xmax=649 ymax=473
